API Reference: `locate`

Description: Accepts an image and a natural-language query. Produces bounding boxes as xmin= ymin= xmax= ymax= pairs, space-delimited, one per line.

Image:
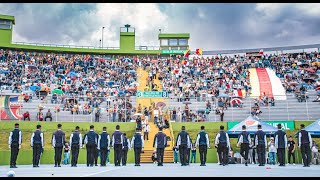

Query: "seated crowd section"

xmin=0 ymin=49 xmax=319 ymax=122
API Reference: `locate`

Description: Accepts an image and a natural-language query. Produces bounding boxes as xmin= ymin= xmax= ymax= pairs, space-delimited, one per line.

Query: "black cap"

xmin=159 ymin=127 xmax=163 ymax=131
xmin=257 ymin=124 xmax=262 ymax=129
xmin=36 ymin=124 xmax=41 ymax=129
xmin=90 ymin=125 xmax=94 ymax=129
xmin=58 ymin=124 xmax=62 ymax=128
xmin=14 ymin=123 xmax=19 ymax=126
xmin=75 ymin=126 xmax=80 ymax=130
xmin=300 ymin=124 xmax=305 ymax=128
xmin=201 ymin=126 xmax=205 ymax=130
xmin=182 ymin=126 xmax=185 ymax=130
xmin=242 ymin=125 xmax=246 ymax=129
xmin=116 ymin=125 xmax=120 ymax=130
xmin=220 ymin=125 xmax=224 ymax=130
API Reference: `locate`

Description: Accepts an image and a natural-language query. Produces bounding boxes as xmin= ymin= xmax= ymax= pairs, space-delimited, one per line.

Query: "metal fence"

xmin=0 ymin=92 xmax=319 ymax=122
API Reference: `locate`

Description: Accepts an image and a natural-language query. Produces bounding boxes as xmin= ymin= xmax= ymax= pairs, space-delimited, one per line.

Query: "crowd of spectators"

xmin=1 ymin=49 xmax=320 ymax=122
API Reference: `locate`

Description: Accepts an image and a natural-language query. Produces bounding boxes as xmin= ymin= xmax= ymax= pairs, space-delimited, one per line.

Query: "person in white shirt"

xmin=268 ymin=137 xmax=277 ymax=165
xmin=153 ymin=108 xmax=159 ymax=126
xmin=144 ymin=123 xmax=150 ymax=141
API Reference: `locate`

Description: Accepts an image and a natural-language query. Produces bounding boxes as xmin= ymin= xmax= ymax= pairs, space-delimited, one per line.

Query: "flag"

xmin=184 ymin=49 xmax=190 ymax=58
xmin=196 ymin=48 xmax=202 ymax=55
xmin=259 ymin=49 xmax=263 ymax=55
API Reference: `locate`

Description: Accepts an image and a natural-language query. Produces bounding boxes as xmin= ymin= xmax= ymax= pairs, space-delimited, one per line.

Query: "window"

xmin=161 ymin=39 xmax=168 ymax=46
xmin=171 ymin=47 xmax=178 ymax=50
xmin=0 ymin=24 xmax=11 ymax=29
xmin=168 ymin=39 xmax=178 ymax=46
xmin=161 ymin=46 xmax=169 ymax=50
xmin=178 ymin=39 xmax=187 ymax=46
xmin=179 ymin=46 xmax=188 ymax=50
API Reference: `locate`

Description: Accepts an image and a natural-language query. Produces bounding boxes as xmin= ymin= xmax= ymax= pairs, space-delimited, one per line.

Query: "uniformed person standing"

xmin=69 ymin=126 xmax=82 ymax=167
xmin=8 ymin=123 xmax=22 ymax=168
xmin=274 ymin=123 xmax=287 ymax=166
xmin=176 ymin=126 xmax=191 ymax=166
xmin=237 ymin=125 xmax=251 ymax=166
xmin=131 ymin=128 xmax=144 ymax=166
xmin=215 ymin=125 xmax=230 ymax=166
xmin=52 ymin=124 xmax=66 ymax=167
xmin=186 ymin=137 xmax=192 ymax=165
xmin=83 ymin=125 xmax=98 ymax=167
xmin=112 ymin=125 xmax=123 ymax=166
xmin=30 ymin=125 xmax=44 ymax=167
xmin=195 ymin=126 xmax=210 ymax=166
xmin=98 ymin=127 xmax=110 ymax=167
xmin=121 ymin=133 xmax=130 ymax=166
xmin=153 ymin=127 xmax=167 ymax=166
xmin=254 ymin=124 xmax=267 ymax=166
xmin=298 ymin=124 xmax=312 ymax=167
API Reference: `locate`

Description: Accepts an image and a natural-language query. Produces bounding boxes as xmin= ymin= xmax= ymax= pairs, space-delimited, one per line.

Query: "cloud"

xmin=1 ymin=3 xmax=320 ymax=52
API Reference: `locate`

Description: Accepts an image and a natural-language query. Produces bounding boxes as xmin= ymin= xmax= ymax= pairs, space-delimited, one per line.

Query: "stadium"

xmin=0 ymin=11 xmax=320 ymax=177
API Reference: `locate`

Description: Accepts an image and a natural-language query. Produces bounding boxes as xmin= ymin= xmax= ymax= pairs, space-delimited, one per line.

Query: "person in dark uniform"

xmin=298 ymin=124 xmax=312 ymax=167
xmin=52 ymin=124 xmax=66 ymax=167
xmin=112 ymin=125 xmax=124 ymax=166
xmin=215 ymin=125 xmax=230 ymax=166
xmin=237 ymin=125 xmax=251 ymax=166
xmin=153 ymin=127 xmax=167 ymax=166
xmin=131 ymin=128 xmax=144 ymax=166
xmin=175 ymin=126 xmax=191 ymax=166
xmin=186 ymin=137 xmax=192 ymax=165
xmin=83 ymin=125 xmax=98 ymax=167
xmin=30 ymin=125 xmax=44 ymax=167
xmin=195 ymin=126 xmax=210 ymax=166
xmin=69 ymin=126 xmax=82 ymax=167
xmin=8 ymin=123 xmax=22 ymax=168
xmin=98 ymin=127 xmax=110 ymax=167
xmin=254 ymin=124 xmax=267 ymax=166
xmin=274 ymin=123 xmax=287 ymax=166
xmin=122 ymin=133 xmax=130 ymax=166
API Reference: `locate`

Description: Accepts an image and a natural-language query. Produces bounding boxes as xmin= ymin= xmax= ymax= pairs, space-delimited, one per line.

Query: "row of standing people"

xmin=174 ymin=123 xmax=313 ymax=167
xmin=8 ymin=122 xmax=313 ymax=167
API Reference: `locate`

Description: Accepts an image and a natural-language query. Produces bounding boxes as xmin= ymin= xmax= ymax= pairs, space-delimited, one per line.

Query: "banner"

xmin=228 ymin=120 xmax=295 ymax=130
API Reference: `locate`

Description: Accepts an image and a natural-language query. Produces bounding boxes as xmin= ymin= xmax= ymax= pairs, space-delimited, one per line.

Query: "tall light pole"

xmin=102 ymin=27 xmax=105 ymax=48
xmin=99 ymin=39 xmax=102 ymax=48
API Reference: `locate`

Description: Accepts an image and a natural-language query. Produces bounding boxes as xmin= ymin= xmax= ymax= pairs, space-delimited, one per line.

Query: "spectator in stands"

xmin=23 ymin=111 xmax=30 ymax=121
xmin=37 ymin=110 xmax=43 ymax=121
xmin=24 ymin=93 xmax=30 ymax=103
xmin=44 ymin=109 xmax=53 ymax=121
xmin=51 ymin=93 xmax=58 ymax=104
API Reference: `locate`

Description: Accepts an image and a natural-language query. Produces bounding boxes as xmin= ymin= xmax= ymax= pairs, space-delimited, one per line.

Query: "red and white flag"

xmin=259 ymin=49 xmax=264 ymax=55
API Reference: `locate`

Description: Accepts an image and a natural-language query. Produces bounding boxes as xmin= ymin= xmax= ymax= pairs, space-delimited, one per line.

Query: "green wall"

xmin=0 ymin=29 xmax=12 ymax=45
xmin=0 ymin=43 xmax=160 ymax=55
xmin=120 ymin=32 xmax=135 ymax=51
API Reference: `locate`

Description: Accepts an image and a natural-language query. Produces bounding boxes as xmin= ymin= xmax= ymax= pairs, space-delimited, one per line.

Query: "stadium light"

xmin=99 ymin=39 xmax=101 ymax=48
xmin=102 ymin=27 xmax=105 ymax=48
xmin=124 ymin=24 xmax=131 ymax=32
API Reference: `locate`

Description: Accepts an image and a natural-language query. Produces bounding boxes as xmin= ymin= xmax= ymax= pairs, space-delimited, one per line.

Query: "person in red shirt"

xmin=23 ymin=111 xmax=30 ymax=121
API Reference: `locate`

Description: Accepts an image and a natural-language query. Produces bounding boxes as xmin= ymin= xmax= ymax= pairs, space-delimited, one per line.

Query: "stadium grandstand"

xmin=0 ymin=14 xmax=320 ymax=166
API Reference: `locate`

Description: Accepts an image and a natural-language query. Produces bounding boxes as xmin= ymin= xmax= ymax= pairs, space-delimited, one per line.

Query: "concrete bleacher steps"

xmin=136 ymin=67 xmax=174 ymax=163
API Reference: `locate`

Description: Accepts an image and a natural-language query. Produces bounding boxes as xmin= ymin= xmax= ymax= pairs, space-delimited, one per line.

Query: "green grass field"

xmin=0 ymin=120 xmax=317 ymax=165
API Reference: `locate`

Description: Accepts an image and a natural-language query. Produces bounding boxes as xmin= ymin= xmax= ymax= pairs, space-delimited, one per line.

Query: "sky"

xmin=1 ymin=3 xmax=320 ymax=51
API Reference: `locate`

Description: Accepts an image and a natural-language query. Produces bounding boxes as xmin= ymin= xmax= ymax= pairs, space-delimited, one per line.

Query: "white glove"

xmin=8 ymin=145 xmax=11 ymax=149
xmin=19 ymin=145 xmax=21 ymax=149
